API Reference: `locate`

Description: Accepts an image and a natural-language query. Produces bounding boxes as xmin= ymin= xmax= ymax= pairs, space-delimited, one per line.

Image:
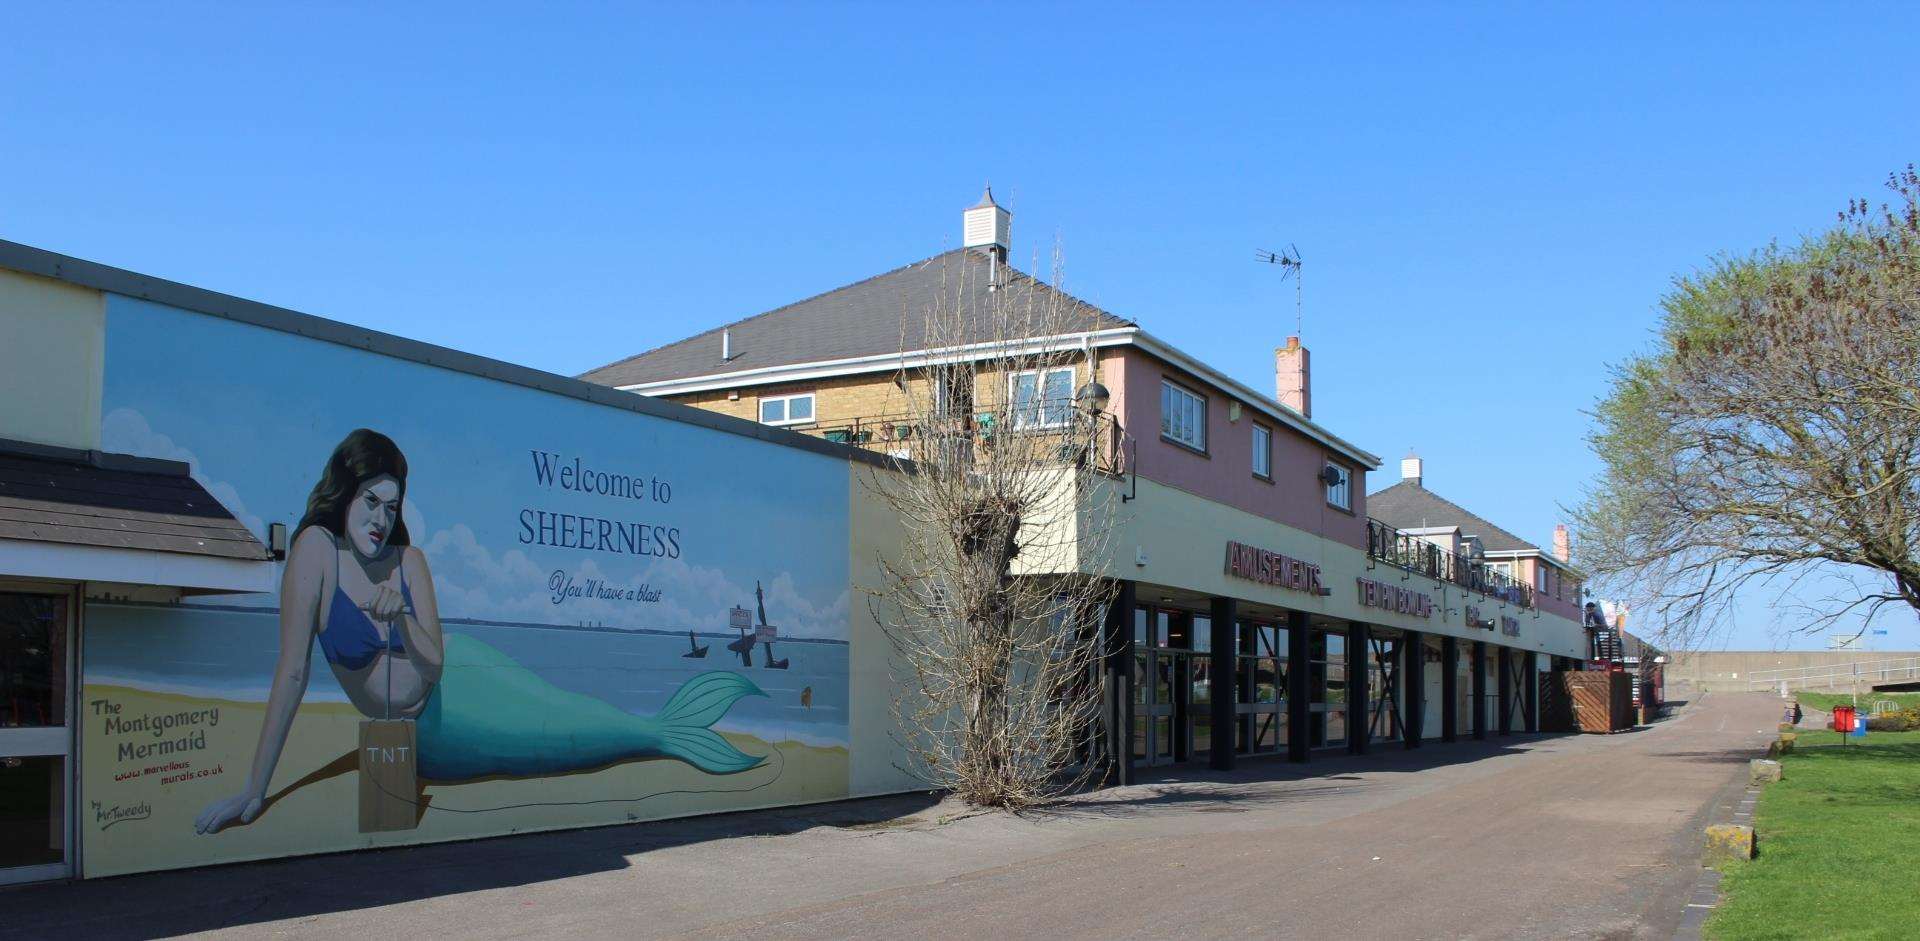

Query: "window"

xmin=1534 ymin=564 xmax=1548 ymax=592
xmin=1009 ymin=367 xmax=1073 ymax=429
xmin=1251 ymin=425 xmax=1272 ymax=479
xmin=1160 ymin=380 xmax=1207 ymax=451
xmin=758 ymin=392 xmax=815 ymax=426
xmin=1323 ymin=461 xmax=1351 ymax=510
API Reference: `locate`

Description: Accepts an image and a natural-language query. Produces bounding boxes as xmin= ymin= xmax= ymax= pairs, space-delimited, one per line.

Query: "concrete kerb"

xmin=1673 ymin=694 xmax=1778 ymax=941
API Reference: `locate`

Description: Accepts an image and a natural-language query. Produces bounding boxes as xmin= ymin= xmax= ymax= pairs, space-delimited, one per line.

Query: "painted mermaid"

xmin=194 ymin=429 xmax=764 ymax=833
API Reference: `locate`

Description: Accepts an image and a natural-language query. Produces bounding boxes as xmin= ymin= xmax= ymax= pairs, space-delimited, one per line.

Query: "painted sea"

xmin=84 ymin=602 xmax=849 ymax=748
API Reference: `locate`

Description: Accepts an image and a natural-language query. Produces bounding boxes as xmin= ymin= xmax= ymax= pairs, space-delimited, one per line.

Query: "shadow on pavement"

xmin=1048 ymin=732 xmax=1576 ymax=821
xmin=2 ymin=731 xmax=1621 ymax=938
xmin=0 ymin=791 xmax=942 ymax=941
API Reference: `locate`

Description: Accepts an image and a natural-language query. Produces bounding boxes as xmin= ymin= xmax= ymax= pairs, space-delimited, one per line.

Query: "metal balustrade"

xmin=1363 ymin=518 xmax=1535 ymax=609
xmin=802 ymin=410 xmax=1131 ymax=478
xmin=1740 ymin=656 xmax=1920 ymax=692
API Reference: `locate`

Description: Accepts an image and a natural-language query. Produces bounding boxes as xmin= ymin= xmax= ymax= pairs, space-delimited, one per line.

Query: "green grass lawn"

xmin=1792 ymin=690 xmax=1920 ymax=715
xmin=1707 ymin=733 xmax=1920 ymax=940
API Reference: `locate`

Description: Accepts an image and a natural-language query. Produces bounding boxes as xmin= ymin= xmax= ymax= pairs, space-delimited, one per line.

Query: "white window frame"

xmin=758 ymin=392 xmax=816 ymax=427
xmin=1251 ymin=424 xmax=1272 ymax=480
xmin=1323 ymin=461 xmax=1351 ymax=511
xmin=1160 ymin=380 xmax=1207 ymax=451
xmin=1008 ymin=367 xmax=1075 ymax=430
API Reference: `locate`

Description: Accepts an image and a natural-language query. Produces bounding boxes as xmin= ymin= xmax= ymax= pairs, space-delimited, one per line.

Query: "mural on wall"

xmin=82 ymin=297 xmax=851 ymax=876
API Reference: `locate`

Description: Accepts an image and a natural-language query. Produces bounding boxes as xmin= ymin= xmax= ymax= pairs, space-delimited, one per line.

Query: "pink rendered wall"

xmin=1520 ymin=556 xmax=1585 ymax=622
xmin=1104 ymin=347 xmax=1368 ymax=550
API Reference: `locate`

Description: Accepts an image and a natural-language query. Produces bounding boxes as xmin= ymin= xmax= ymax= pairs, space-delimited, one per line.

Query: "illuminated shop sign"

xmin=1225 ymin=541 xmax=1330 ymax=595
xmin=1355 ymin=576 xmax=1434 ymax=618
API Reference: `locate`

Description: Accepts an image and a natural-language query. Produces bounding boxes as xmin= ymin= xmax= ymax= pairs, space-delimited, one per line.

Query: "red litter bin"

xmin=1832 ymin=704 xmax=1857 ymax=735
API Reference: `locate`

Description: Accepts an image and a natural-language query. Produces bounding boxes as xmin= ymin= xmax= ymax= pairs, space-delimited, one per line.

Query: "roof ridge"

xmin=577 ymin=248 xmax=1135 ymax=384
xmin=576 ymin=248 xmax=968 ymax=380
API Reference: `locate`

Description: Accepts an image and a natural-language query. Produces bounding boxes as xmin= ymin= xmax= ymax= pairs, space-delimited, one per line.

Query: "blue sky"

xmin=5 ymin=4 xmax=1917 ymax=649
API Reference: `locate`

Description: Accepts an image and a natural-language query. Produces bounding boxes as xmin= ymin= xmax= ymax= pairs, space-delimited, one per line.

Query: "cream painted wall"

xmin=1091 ymin=476 xmax=1588 ymax=660
xmin=845 ymin=460 xmax=920 ymax=797
xmin=0 ymin=268 xmax=104 ymax=449
xmin=1423 ymin=636 xmax=1444 ymax=739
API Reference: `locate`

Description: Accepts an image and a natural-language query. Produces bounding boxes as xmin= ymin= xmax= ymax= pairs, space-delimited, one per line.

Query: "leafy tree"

xmin=1576 ymin=167 xmax=1920 ymax=647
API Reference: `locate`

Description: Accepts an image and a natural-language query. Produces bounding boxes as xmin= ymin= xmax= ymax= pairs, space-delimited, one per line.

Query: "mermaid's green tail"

xmin=415 ymin=635 xmax=768 ymax=780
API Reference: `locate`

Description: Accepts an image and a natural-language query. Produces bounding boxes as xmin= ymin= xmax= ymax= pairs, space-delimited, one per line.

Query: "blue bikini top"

xmin=318 ymin=540 xmax=413 ymax=671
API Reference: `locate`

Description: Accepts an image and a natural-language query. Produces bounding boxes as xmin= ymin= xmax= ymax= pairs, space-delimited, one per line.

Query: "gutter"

xmin=621 ymin=327 xmax=1383 ymax=469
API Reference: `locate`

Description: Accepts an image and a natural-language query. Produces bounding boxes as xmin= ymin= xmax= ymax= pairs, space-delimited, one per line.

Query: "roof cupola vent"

xmin=962 ymin=185 xmax=1011 ymax=263
xmin=1401 ymin=450 xmax=1423 ymax=487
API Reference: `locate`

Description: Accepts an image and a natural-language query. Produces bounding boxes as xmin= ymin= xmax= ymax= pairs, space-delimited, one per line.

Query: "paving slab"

xmin=1 ymin=692 xmax=1779 ymax=940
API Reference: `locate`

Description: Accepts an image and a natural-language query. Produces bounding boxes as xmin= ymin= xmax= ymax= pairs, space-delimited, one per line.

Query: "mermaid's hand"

xmin=365 ymin=585 xmax=406 ymax=623
xmin=194 ymin=792 xmax=263 ymax=834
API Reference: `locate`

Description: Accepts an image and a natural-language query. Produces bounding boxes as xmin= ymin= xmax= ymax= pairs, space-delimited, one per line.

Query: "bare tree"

xmin=1576 ymin=166 xmax=1920 ymax=649
xmin=862 ymin=248 xmax=1124 ymax=810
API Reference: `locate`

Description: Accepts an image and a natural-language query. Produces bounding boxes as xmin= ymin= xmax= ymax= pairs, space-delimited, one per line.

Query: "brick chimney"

xmin=1275 ymin=336 xmax=1311 ymax=418
xmin=1553 ymin=524 xmax=1571 ymax=563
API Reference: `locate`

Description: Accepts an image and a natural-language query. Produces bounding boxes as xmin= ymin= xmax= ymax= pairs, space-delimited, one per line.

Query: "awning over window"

xmin=0 ymin=439 xmax=274 ymax=594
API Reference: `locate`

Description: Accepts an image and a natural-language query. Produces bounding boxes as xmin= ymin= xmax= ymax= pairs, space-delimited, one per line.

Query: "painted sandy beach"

xmin=81 ymin=686 xmax=849 ymax=878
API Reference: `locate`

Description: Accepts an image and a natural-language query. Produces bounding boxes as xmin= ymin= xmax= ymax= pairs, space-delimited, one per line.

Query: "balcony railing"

xmin=804 ymin=410 xmax=1131 ymax=478
xmin=1365 ymin=518 xmax=1535 ymax=609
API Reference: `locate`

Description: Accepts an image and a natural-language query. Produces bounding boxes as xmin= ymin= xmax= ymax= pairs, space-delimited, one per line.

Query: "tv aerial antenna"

xmin=1254 ymin=244 xmax=1304 ymax=336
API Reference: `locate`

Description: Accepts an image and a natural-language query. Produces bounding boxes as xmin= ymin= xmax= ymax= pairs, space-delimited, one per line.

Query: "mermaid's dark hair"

xmin=297 ymin=429 xmax=410 ymax=546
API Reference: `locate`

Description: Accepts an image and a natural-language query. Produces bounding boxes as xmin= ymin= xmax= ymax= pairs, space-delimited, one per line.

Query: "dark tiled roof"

xmin=1365 ymin=480 xmax=1540 ymax=554
xmin=578 ymin=249 xmax=1134 ymax=388
xmin=0 ymin=441 xmax=271 ymax=561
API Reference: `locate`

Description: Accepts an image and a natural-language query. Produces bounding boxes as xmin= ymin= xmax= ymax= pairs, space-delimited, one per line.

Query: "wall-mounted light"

xmin=1075 ymin=381 xmax=1111 ymax=415
xmin=268 ymin=522 xmax=288 ymax=561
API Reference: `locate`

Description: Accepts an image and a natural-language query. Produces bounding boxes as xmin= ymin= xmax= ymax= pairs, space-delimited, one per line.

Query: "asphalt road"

xmin=5 ymin=691 xmax=1778 ymax=940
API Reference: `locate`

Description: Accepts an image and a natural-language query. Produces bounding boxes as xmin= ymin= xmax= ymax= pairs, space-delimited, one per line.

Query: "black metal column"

xmin=1287 ymin=610 xmax=1311 ymax=763
xmin=1497 ymin=646 xmax=1513 ymax=735
xmin=1441 ymin=635 xmax=1459 ymax=743
xmin=1348 ymin=621 xmax=1370 ymax=755
xmin=1471 ymin=641 xmax=1487 ymax=740
xmin=1105 ymin=581 xmax=1136 ymax=785
xmin=1523 ymin=650 xmax=1539 ymax=733
xmin=1209 ymin=596 xmax=1236 ymax=771
xmin=1402 ymin=628 xmax=1423 ymax=749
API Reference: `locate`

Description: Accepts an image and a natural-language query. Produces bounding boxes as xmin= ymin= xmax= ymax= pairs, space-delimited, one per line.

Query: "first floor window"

xmin=1161 ymin=380 xmax=1207 ymax=451
xmin=759 ymin=392 xmax=815 ymax=426
xmin=1009 ymin=367 xmax=1073 ymax=429
xmin=1251 ymin=425 xmax=1272 ymax=479
xmin=1323 ymin=461 xmax=1351 ymax=510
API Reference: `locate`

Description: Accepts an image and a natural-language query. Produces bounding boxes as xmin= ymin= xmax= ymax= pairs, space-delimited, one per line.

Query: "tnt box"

xmin=359 ymin=719 xmax=420 ymax=833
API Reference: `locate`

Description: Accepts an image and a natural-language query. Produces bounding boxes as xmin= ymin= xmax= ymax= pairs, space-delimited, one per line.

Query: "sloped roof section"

xmin=0 ymin=440 xmax=271 ymax=561
xmin=578 ymin=249 xmax=1134 ymax=388
xmin=1366 ymin=480 xmax=1540 ymax=554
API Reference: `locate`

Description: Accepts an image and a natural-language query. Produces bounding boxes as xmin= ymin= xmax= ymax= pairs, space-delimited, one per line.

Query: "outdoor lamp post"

xmin=1073 ymin=381 xmax=1111 ymax=471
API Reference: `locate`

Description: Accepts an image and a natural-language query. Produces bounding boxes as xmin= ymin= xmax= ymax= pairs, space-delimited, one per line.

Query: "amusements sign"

xmin=1224 ymin=541 xmax=1330 ymax=595
xmin=1355 ymin=576 xmax=1434 ymax=618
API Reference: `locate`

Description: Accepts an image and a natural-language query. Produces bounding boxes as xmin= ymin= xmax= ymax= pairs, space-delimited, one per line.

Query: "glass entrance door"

xmin=0 ymin=590 xmax=73 ymax=884
xmin=1142 ymin=650 xmax=1182 ymax=765
xmin=1132 ymin=607 xmax=1200 ymax=767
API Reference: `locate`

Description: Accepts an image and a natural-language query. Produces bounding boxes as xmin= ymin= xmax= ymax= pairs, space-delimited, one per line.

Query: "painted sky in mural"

xmin=100 ymin=297 xmax=850 ymax=641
